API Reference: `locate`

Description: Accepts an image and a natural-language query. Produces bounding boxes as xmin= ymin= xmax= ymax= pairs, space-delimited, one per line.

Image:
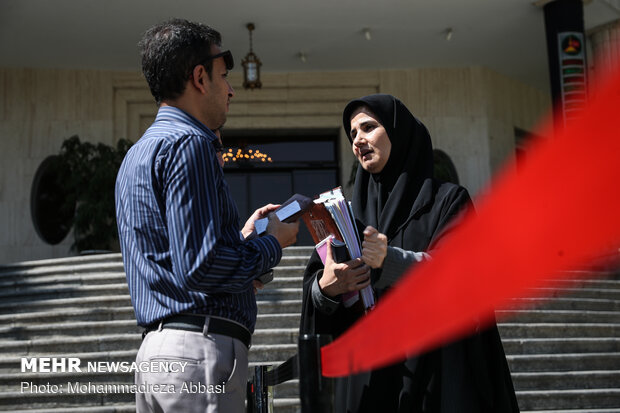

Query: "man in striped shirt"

xmin=115 ymin=19 xmax=299 ymax=413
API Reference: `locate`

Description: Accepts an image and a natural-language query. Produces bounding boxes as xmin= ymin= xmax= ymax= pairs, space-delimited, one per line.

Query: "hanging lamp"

xmin=242 ymin=23 xmax=262 ymax=90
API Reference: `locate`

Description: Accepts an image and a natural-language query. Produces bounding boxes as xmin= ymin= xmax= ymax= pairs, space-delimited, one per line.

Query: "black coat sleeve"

xmin=299 ymin=249 xmax=362 ymax=339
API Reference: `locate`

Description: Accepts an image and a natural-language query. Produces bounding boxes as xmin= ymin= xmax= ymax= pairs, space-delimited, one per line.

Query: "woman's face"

xmin=350 ymin=107 xmax=391 ymax=174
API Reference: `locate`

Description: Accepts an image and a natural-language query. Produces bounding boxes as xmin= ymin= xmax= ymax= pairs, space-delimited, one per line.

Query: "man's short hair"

xmin=138 ymin=19 xmax=222 ymax=105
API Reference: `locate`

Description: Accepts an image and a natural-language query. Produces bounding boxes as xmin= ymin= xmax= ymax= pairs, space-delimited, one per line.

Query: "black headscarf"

xmin=343 ymin=94 xmax=435 ymax=245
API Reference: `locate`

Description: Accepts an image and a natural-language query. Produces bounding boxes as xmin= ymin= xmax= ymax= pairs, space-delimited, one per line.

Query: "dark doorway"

xmin=221 ymin=129 xmax=340 ymax=245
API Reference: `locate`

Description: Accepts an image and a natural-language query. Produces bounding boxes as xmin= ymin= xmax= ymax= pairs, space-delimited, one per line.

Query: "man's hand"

xmin=319 ymin=240 xmax=371 ymax=297
xmin=252 ymin=280 xmax=264 ymax=295
xmin=266 ymin=213 xmax=299 ymax=248
xmin=242 ymin=204 xmax=280 ymax=239
xmin=362 ymin=226 xmax=388 ymax=269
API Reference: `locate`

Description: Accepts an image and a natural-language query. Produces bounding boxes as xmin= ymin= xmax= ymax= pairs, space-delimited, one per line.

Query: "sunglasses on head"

xmin=202 ymin=50 xmax=234 ymax=71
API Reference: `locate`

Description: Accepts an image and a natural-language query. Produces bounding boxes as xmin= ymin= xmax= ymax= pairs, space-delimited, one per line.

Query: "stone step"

xmin=0 ymin=335 xmax=142 ymax=358
xmin=0 ymin=312 xmax=300 ymax=338
xmin=252 ymin=328 xmax=299 ymax=345
xmin=258 ymin=300 xmax=303 ymax=315
xmin=13 ymin=316 xmax=615 ymax=344
xmin=277 ymin=256 xmax=312 ymax=267
xmin=0 ymin=390 xmax=134 ymax=410
xmin=0 ymin=250 xmax=615 ymax=413
xmin=505 ymin=297 xmax=620 ymax=312
xmin=271 ymin=397 xmax=300 ymax=413
xmin=255 ymin=314 xmax=300 ymax=329
xmin=0 ymin=307 xmax=136 ymax=325
xmin=257 ymin=288 xmax=303 ymax=301
xmin=528 ymin=286 xmax=620 ymax=301
xmin=0 ymin=246 xmax=310 ymax=268
xmin=0 ymin=254 xmax=123 ymax=274
xmin=1 ymin=374 xmax=301 ymax=401
xmin=0 ymin=283 xmax=308 ymax=306
xmin=0 ymin=371 xmax=133 ymax=393
xmin=261 ymin=277 xmax=304 ymax=290
xmin=0 ymin=249 xmax=311 ymax=277
xmin=9 ymin=406 xmax=136 ymax=413
xmin=0 ymin=372 xmax=618 ymax=413
xmin=0 ymin=351 xmax=138 ymax=374
xmin=0 ymin=296 xmax=133 ymax=314
xmin=0 ymin=284 xmax=130 ymax=304
xmin=0 ymin=320 xmax=142 ymax=341
xmin=512 ymin=370 xmax=620 ymax=391
xmin=548 ymin=275 xmax=620 ymax=289
xmin=496 ymin=309 xmax=620 ymax=323
xmin=248 ymin=344 xmax=297 ymax=363
xmin=0 ymin=272 xmax=127 ymax=291
xmin=0 ymin=326 xmax=301 ymax=359
xmin=516 ymin=389 xmax=620 ymax=410
xmin=507 ymin=353 xmax=620 ymax=372
xmin=503 ymin=337 xmax=620 ymax=355
xmin=1 ymin=351 xmax=295 ymax=379
xmin=0 ymin=262 xmax=125 ymax=280
xmin=0 ymin=371 xmax=299 ymax=411
xmin=271 ymin=379 xmax=298 ymax=399
xmin=0 ymin=300 xmax=303 ymax=326
xmin=0 ymin=294 xmax=301 ymax=316
xmin=272 ymin=266 xmax=305 ymax=279
xmin=1 ymin=288 xmax=615 ymax=317
xmin=497 ymin=323 xmax=620 ymax=338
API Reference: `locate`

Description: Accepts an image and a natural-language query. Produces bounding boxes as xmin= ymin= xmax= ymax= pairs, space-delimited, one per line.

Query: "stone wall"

xmin=0 ymin=66 xmax=550 ymax=263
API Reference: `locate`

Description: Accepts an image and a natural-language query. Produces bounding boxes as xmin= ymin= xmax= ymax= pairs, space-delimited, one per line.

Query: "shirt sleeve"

xmin=160 ymin=134 xmax=282 ymax=293
xmin=374 ymin=246 xmax=430 ymax=290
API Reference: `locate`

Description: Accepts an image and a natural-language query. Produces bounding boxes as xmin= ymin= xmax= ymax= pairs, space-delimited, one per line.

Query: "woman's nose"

xmin=353 ymin=134 xmax=365 ymax=146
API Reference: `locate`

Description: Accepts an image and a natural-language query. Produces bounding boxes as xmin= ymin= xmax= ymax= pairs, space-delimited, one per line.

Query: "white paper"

xmin=276 ymin=200 xmax=301 ymax=221
xmin=255 ymin=218 xmax=268 ymax=235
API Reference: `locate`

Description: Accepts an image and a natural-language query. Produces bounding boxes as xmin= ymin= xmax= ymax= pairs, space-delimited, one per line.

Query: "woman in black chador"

xmin=300 ymin=94 xmax=519 ymax=413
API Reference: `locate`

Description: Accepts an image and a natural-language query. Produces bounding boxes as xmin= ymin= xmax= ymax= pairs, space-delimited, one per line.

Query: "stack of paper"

xmin=305 ymin=187 xmax=375 ymax=310
xmin=255 ymin=188 xmax=376 ymax=310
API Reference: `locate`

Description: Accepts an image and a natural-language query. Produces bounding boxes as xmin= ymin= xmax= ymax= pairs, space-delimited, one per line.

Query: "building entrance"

xmin=221 ymin=130 xmax=339 ymax=245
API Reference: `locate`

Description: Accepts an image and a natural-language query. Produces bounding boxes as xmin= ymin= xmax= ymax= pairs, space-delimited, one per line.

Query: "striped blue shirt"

xmin=115 ymin=106 xmax=282 ymax=332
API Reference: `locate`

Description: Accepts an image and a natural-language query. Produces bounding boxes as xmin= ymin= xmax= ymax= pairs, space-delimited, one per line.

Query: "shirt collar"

xmin=154 ymin=105 xmax=214 ymax=138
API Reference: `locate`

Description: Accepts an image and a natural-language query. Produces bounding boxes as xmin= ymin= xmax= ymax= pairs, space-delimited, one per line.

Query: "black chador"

xmin=300 ymin=94 xmax=520 ymax=413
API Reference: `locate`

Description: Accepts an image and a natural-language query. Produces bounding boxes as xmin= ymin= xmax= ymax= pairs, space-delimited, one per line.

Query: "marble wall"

xmin=0 ymin=66 xmax=550 ymax=263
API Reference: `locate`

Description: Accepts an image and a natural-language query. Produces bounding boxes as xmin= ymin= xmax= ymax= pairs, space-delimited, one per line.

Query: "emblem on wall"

xmin=557 ymin=32 xmax=587 ymax=126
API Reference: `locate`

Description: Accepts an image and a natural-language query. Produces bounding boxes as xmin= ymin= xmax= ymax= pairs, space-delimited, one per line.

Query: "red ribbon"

xmin=321 ymin=68 xmax=620 ymax=377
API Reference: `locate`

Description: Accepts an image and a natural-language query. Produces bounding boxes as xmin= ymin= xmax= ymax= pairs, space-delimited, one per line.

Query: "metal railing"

xmin=247 ymin=335 xmax=334 ymax=413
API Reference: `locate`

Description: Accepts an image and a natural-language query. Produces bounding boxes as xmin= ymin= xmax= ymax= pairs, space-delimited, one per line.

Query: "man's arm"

xmin=162 ymin=134 xmax=282 ymax=293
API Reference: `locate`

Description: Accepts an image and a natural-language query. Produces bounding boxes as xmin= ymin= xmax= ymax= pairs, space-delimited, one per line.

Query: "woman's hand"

xmin=319 ymin=240 xmax=371 ymax=297
xmin=362 ymin=226 xmax=388 ymax=269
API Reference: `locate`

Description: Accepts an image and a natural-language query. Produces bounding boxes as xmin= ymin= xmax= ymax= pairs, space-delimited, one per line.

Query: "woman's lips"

xmin=360 ymin=148 xmax=373 ymax=160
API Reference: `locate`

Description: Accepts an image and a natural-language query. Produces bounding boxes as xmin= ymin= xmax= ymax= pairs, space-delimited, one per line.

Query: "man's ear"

xmin=191 ymin=65 xmax=207 ymax=94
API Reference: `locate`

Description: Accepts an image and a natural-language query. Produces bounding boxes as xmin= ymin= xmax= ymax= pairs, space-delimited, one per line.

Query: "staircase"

xmin=0 ymin=249 xmax=618 ymax=412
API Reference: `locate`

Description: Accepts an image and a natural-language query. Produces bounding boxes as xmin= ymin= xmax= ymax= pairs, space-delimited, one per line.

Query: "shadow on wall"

xmin=31 ymin=136 xmax=133 ymax=254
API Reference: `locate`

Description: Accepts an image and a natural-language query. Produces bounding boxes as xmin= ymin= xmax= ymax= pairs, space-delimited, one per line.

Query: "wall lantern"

xmin=242 ymin=23 xmax=262 ymax=90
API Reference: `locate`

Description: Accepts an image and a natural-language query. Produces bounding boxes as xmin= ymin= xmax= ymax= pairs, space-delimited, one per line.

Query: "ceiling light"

xmin=242 ymin=23 xmax=262 ymax=90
